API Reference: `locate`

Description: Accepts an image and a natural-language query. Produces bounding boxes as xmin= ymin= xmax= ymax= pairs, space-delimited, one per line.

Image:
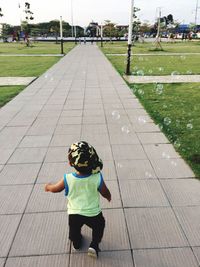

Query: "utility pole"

xmin=126 ymin=0 xmax=134 ymax=75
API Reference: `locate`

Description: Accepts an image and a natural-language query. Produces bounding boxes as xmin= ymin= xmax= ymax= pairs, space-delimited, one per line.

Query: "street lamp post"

xmin=126 ymin=0 xmax=134 ymax=75
xmin=195 ymin=0 xmax=199 ymax=25
xmin=101 ymin=24 xmax=103 ymax=47
xmin=60 ymin=16 xmax=64 ymax=54
xmin=71 ymin=0 xmax=74 ymax=38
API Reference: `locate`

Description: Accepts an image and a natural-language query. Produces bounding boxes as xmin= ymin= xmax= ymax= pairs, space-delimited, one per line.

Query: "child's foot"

xmin=88 ymin=247 xmax=98 ymax=258
xmin=88 ymin=242 xmax=100 ymax=258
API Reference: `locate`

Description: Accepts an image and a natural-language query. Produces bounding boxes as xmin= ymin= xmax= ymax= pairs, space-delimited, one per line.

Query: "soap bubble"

xmin=158 ymin=67 xmax=164 ymax=72
xmin=171 ymin=71 xmax=180 ymax=76
xmin=117 ymin=162 xmax=123 ymax=168
xmin=180 ymin=55 xmax=186 ymax=61
xmin=163 ymin=104 xmax=168 ymax=109
xmin=44 ymin=74 xmax=48 ymax=79
xmin=133 ymin=66 xmax=139 ymax=71
xmin=138 ymin=116 xmax=147 ymax=124
xmin=163 ymin=117 xmax=171 ymax=126
xmin=111 ymin=110 xmax=120 ymax=120
xmin=136 ymin=70 xmax=144 ymax=76
xmin=121 ymin=125 xmax=130 ymax=134
xmin=174 ymin=139 xmax=181 ymax=148
xmin=155 ymin=83 xmax=164 ymax=95
xmin=168 ymin=135 xmax=173 ymax=142
xmin=158 ymin=123 xmax=163 ymax=130
xmin=176 ymin=119 xmax=181 ymax=126
xmin=145 ymin=171 xmax=153 ymax=178
xmin=186 ymin=123 xmax=193 ymax=130
xmin=162 ymin=152 xmax=170 ymax=159
xmin=171 ymin=160 xmax=177 ymax=166
xmin=148 ymin=69 xmax=153 ymax=74
xmin=138 ymin=57 xmax=144 ymax=61
xmin=50 ymin=77 xmax=54 ymax=81
xmin=132 ymin=85 xmax=138 ymax=93
xmin=131 ymin=71 xmax=136 ymax=75
xmin=138 ymin=89 xmax=144 ymax=95
xmin=186 ymin=70 xmax=192 ymax=75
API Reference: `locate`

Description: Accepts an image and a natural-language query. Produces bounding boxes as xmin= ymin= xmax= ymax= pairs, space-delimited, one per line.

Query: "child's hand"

xmin=107 ymin=195 xmax=111 ymax=202
xmin=45 ymin=183 xmax=51 ymax=192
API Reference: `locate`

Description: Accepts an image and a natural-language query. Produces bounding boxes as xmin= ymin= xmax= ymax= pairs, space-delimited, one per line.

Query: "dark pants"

xmin=68 ymin=212 xmax=105 ymax=248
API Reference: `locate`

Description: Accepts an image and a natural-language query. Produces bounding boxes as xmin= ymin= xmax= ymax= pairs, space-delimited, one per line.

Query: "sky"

xmin=0 ymin=0 xmax=199 ymax=27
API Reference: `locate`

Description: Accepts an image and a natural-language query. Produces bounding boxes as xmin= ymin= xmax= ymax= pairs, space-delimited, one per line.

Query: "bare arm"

xmin=45 ymin=179 xmax=65 ymax=193
xmin=99 ymin=180 xmax=111 ymax=202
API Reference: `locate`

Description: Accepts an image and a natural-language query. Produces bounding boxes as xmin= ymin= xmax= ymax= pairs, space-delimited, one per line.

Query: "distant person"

xmin=45 ymin=141 xmax=111 ymax=259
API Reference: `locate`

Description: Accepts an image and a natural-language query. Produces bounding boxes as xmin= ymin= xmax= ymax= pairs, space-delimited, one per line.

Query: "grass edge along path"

xmin=101 ymin=47 xmax=200 ymax=178
xmin=129 ymin=83 xmax=200 ymax=178
xmin=0 ymin=86 xmax=26 ymax=108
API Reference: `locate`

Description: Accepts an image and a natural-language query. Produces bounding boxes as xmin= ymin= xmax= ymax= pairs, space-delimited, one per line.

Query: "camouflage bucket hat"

xmin=68 ymin=141 xmax=103 ymax=174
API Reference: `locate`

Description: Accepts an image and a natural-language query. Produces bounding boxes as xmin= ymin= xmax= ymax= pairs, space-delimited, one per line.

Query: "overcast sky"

xmin=0 ymin=0 xmax=199 ymax=27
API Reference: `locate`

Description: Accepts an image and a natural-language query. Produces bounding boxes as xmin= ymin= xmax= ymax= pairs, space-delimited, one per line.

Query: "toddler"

xmin=45 ymin=141 xmax=111 ymax=258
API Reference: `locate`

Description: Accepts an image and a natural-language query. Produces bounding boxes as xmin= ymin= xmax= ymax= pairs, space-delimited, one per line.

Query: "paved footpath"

xmin=0 ymin=44 xmax=200 ymax=267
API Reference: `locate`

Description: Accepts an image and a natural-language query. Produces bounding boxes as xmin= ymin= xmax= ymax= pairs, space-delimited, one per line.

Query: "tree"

xmin=103 ymin=20 xmax=117 ymax=39
xmin=1 ymin=23 xmax=13 ymax=41
xmin=0 ymin=7 xmax=3 ymax=17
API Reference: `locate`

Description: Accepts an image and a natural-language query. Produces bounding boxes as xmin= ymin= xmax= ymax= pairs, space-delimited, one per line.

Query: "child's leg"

xmin=68 ymin=214 xmax=84 ymax=249
xmin=86 ymin=212 xmax=105 ymax=249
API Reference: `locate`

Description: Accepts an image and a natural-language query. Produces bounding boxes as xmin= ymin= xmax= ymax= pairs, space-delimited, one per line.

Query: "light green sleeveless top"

xmin=64 ymin=172 xmax=102 ymax=217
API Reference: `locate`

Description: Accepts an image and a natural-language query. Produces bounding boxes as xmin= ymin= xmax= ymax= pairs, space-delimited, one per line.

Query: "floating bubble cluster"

xmin=163 ymin=117 xmax=171 ymax=126
xmin=148 ymin=69 xmax=153 ymax=74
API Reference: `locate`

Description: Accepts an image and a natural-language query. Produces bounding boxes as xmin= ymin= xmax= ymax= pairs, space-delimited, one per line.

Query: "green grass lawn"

xmin=0 ymin=42 xmax=75 ymax=54
xmin=130 ymin=83 xmax=200 ymax=178
xmin=106 ymin=54 xmax=200 ymax=76
xmin=0 ymin=42 xmax=76 ymax=106
xmin=0 ymin=86 xmax=25 ymax=107
xmin=100 ymin=40 xmax=200 ymax=54
xmin=0 ymin=56 xmax=61 ymax=76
